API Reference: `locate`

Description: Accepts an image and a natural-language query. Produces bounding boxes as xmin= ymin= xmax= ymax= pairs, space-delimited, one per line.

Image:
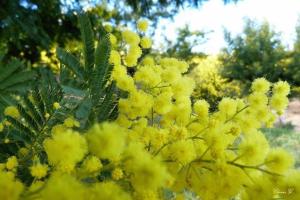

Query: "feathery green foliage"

xmin=221 ymin=20 xmax=288 ymax=92
xmin=5 ymin=69 xmax=63 ymax=137
xmin=56 ymin=13 xmax=116 ymax=127
xmin=0 ymin=58 xmax=35 ymax=113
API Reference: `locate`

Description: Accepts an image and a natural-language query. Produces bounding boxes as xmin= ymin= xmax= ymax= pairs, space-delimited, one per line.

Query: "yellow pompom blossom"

xmin=193 ymin=99 xmax=210 ymax=118
xmin=18 ymin=147 xmax=29 ymax=158
xmin=251 ymin=77 xmax=271 ymax=93
xmin=123 ymin=143 xmax=171 ymax=191
xmin=124 ymin=53 xmax=138 ymax=67
xmin=63 ymin=116 xmax=80 ymax=128
xmin=112 ymin=168 xmax=124 ymax=180
xmin=238 ymin=130 xmax=269 ymax=165
xmin=265 ymin=148 xmax=294 ymax=173
xmin=241 ymin=176 xmax=273 ymax=200
xmin=109 ymin=50 xmax=121 ymax=65
xmin=118 ymin=90 xmax=153 ymax=119
xmin=4 ymin=106 xmax=20 ymax=118
xmin=188 ymin=163 xmax=246 ymax=200
xmin=133 ymin=190 xmax=160 ymax=200
xmin=116 ymin=114 xmax=132 ymax=128
xmin=30 ymin=163 xmax=48 ymax=179
xmin=270 ymin=80 xmax=290 ymax=114
xmin=6 ymin=156 xmax=18 ymax=170
xmin=153 ymin=91 xmax=173 ymax=114
xmin=218 ymin=97 xmax=237 ymax=117
xmin=111 ymin=65 xmax=135 ymax=92
xmin=0 ymin=171 xmax=24 ymax=200
xmin=53 ymin=102 xmax=61 ymax=109
xmin=43 ymin=129 xmax=88 ymax=172
xmin=134 ymin=65 xmax=161 ymax=87
xmin=81 ymin=156 xmax=102 ymax=173
xmin=109 ymin=33 xmax=117 ymax=46
xmin=41 ymin=173 xmax=86 ymax=200
xmin=167 ymin=140 xmax=196 ymax=165
xmin=279 ymin=170 xmax=300 ymax=200
xmin=137 ymin=19 xmax=149 ymax=32
xmin=122 ymin=30 xmax=140 ymax=45
xmin=141 ymin=56 xmax=155 ymax=66
xmin=124 ymin=45 xmax=142 ymax=67
xmin=90 ymin=181 xmax=131 ymax=200
xmin=161 ymin=67 xmax=181 ymax=84
xmin=160 ymin=57 xmax=189 ymax=73
xmin=85 ymin=122 xmax=126 ymax=159
xmin=273 ymin=80 xmax=290 ymax=96
xmin=172 ymin=76 xmax=195 ymax=98
xmin=270 ymin=94 xmax=289 ymax=114
xmin=51 ymin=124 xmax=68 ymax=135
xmin=140 ymin=37 xmax=152 ymax=49
xmin=248 ymin=92 xmax=268 ymax=109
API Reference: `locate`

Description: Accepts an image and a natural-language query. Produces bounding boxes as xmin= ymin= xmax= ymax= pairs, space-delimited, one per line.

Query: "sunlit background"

xmin=155 ymin=0 xmax=300 ymax=54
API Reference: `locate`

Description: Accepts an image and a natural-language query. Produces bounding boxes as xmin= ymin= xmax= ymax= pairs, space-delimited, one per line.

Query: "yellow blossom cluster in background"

xmin=189 ymin=56 xmax=240 ymax=109
xmin=39 ymin=46 xmax=60 ymax=73
xmin=1 ymin=19 xmax=300 ymax=200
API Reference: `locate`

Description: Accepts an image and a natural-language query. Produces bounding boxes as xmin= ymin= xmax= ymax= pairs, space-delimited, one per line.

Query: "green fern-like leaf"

xmin=0 ymin=58 xmax=22 ymax=82
xmin=56 ymin=47 xmax=84 ymax=80
xmin=79 ymin=13 xmax=95 ymax=74
xmin=55 ymin=13 xmax=117 ymax=128
xmin=0 ymin=95 xmax=17 ymax=111
xmin=91 ymin=26 xmax=112 ymax=104
xmin=16 ymin=103 xmax=40 ymax=132
xmin=96 ymin=82 xmax=118 ymax=122
xmin=31 ymin=87 xmax=46 ymax=119
xmin=0 ymin=71 xmax=35 ymax=90
xmin=6 ymin=116 xmax=35 ymax=139
xmin=0 ymin=58 xmax=35 ymax=113
xmin=23 ymin=96 xmax=45 ymax=126
xmin=4 ymin=69 xmax=64 ymax=140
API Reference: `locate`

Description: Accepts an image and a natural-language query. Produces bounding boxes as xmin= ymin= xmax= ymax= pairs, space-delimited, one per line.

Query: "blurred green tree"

xmin=164 ymin=25 xmax=207 ymax=60
xmin=221 ymin=19 xmax=289 ymax=92
xmin=0 ymin=0 xmax=80 ymax=63
xmin=286 ymin=22 xmax=300 ymax=87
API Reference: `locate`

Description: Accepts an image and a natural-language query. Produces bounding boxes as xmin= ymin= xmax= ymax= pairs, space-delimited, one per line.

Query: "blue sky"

xmin=154 ymin=0 xmax=300 ymax=54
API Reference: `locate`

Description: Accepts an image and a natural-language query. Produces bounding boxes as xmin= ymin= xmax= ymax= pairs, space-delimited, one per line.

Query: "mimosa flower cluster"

xmin=0 ymin=19 xmax=299 ymax=200
xmin=189 ymin=56 xmax=240 ymax=108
